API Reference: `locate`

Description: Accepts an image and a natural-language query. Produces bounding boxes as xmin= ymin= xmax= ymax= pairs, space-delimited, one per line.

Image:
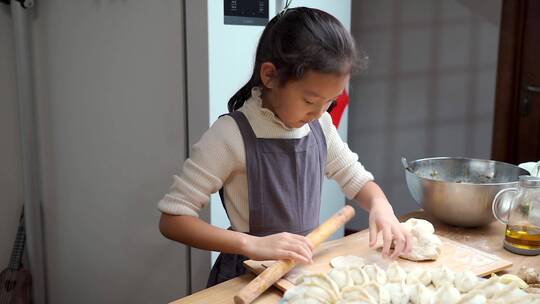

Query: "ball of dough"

xmin=402 ymin=218 xmax=435 ymax=235
xmin=399 ymin=218 xmax=442 ymax=261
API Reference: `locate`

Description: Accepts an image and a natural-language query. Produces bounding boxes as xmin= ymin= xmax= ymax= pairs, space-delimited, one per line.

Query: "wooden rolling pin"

xmin=233 ymin=205 xmax=355 ymax=304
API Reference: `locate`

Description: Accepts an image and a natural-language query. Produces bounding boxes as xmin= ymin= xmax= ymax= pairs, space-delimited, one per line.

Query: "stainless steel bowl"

xmin=402 ymin=157 xmax=530 ymax=227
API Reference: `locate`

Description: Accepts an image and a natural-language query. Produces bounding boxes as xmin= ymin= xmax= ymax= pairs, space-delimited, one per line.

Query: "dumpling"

xmin=281 ymin=283 xmax=334 ymax=304
xmin=385 ymin=281 xmax=411 ymax=304
xmin=433 ymin=284 xmax=461 ymax=304
xmin=470 ymin=275 xmax=506 ymax=299
xmin=341 ymin=286 xmax=377 ymax=303
xmin=336 ymin=299 xmax=376 ymax=304
xmin=508 ymin=294 xmax=540 ymax=304
xmin=456 ymin=290 xmax=486 ymax=304
xmin=407 ymin=267 xmax=432 ymax=286
xmin=488 ymin=282 xmax=529 ymax=304
xmin=286 ymin=296 xmax=327 ymax=304
xmin=362 ymin=282 xmax=391 ymax=304
xmin=454 ymin=271 xmax=479 ymax=293
xmin=295 ymin=273 xmax=340 ymax=301
xmin=387 ymin=262 xmax=407 ymax=283
xmin=328 ymin=267 xmax=354 ymax=291
xmin=281 ymin=285 xmax=305 ymax=302
xmin=330 ymin=255 xmax=365 ymax=268
xmin=349 ymin=265 xmax=371 ymax=286
xmin=409 ymin=281 xmax=435 ymax=304
xmin=363 ymin=264 xmax=387 ymax=285
xmin=432 ymin=265 xmax=455 ymax=288
xmin=499 ymin=273 xmax=529 ymax=289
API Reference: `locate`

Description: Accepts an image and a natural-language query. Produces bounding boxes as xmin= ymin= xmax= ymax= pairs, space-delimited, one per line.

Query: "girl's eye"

xmin=304 ymin=99 xmax=314 ymax=104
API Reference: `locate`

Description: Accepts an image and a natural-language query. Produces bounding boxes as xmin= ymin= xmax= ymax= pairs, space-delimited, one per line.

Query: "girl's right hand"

xmin=242 ymin=232 xmax=314 ymax=264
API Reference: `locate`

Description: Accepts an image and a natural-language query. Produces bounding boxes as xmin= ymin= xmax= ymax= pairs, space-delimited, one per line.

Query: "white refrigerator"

xmin=186 ymin=0 xmax=352 ymax=292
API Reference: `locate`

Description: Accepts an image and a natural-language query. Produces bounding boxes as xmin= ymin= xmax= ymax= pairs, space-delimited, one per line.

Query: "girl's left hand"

xmin=368 ymin=199 xmax=412 ymax=259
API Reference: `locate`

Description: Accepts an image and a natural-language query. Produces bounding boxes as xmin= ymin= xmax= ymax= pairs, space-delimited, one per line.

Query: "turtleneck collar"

xmin=244 ymin=87 xmax=299 ymax=131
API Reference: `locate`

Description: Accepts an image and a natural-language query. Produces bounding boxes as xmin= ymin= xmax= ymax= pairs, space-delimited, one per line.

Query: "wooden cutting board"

xmin=243 ymin=230 xmax=513 ymax=292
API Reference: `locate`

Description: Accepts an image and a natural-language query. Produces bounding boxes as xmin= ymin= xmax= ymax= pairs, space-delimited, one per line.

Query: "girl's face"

xmin=260 ymin=63 xmax=350 ymax=129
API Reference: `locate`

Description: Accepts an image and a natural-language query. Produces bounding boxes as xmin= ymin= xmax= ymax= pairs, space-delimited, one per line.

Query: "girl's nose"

xmin=316 ymin=105 xmax=328 ymax=117
xmin=307 ymin=103 xmax=329 ymax=121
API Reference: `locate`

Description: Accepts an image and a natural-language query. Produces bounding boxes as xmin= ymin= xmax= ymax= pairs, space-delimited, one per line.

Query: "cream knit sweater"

xmin=157 ymin=87 xmax=374 ymax=232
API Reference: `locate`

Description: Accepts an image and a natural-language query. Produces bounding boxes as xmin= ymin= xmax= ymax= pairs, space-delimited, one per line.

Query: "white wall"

xmin=347 ymin=0 xmax=502 ymax=230
xmin=0 ymin=4 xmax=24 ymax=269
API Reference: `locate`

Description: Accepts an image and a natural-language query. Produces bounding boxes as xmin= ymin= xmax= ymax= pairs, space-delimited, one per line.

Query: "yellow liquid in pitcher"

xmin=505 ymin=225 xmax=540 ymax=250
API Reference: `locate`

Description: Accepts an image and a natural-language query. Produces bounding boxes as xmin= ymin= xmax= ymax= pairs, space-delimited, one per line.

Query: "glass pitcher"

xmin=492 ymin=175 xmax=540 ymax=255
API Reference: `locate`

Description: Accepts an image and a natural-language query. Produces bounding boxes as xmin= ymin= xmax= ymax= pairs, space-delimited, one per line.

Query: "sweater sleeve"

xmin=157 ymin=115 xmax=241 ymax=216
xmin=319 ymin=112 xmax=374 ymax=199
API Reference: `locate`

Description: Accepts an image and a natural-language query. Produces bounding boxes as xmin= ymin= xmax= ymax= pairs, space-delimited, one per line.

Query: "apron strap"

xmin=308 ymin=119 xmax=327 ymax=177
xmin=227 ymin=111 xmax=258 ymax=143
xmin=216 ymin=111 xmax=258 ymax=219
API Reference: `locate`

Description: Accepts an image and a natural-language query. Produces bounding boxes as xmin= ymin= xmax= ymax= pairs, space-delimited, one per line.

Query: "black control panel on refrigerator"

xmin=224 ymin=0 xmax=268 ymax=26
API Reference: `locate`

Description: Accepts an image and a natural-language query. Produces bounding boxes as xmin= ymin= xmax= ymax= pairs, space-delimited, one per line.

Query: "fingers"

xmin=285 ymin=242 xmax=313 ymax=264
xmin=278 ymin=250 xmax=310 ymax=264
xmin=290 ymin=233 xmax=315 ymax=252
xmin=281 ymin=233 xmax=313 ymax=264
xmin=369 ymin=218 xmax=378 ymax=248
xmin=390 ymin=230 xmax=406 ymax=259
xmin=381 ymin=227 xmax=392 ymax=258
xmin=389 ymin=224 xmax=413 ymax=258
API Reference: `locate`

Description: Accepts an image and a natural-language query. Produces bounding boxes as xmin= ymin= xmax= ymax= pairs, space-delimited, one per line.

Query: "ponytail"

xmin=228 ymin=71 xmax=259 ymax=112
xmin=228 ymin=7 xmax=362 ymax=113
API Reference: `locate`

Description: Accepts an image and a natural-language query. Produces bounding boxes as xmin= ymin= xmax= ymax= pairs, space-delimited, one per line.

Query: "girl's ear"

xmin=260 ymin=62 xmax=278 ymax=89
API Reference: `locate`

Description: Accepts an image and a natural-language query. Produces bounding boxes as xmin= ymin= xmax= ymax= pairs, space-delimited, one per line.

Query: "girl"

xmin=158 ymin=7 xmax=412 ymax=287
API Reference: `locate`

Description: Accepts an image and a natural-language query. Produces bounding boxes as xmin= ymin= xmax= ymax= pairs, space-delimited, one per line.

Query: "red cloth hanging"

xmin=330 ymin=89 xmax=349 ymax=129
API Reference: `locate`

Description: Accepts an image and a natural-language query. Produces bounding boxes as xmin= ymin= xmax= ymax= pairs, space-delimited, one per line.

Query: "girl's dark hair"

xmin=228 ymin=7 xmax=362 ymax=112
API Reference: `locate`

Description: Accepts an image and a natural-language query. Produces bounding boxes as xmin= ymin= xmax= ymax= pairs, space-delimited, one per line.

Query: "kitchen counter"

xmin=171 ymin=209 xmax=540 ymax=304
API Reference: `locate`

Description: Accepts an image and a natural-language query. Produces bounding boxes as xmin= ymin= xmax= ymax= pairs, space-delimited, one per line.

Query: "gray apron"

xmin=206 ymin=111 xmax=327 ymax=287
